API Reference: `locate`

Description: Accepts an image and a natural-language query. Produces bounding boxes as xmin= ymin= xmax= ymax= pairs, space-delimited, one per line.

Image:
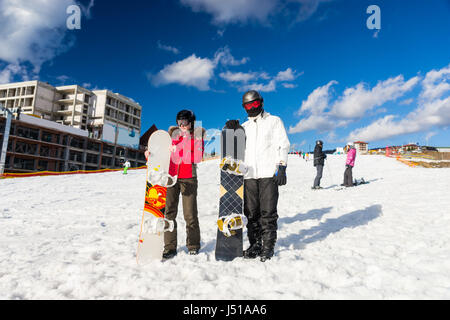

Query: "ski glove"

xmin=225 ymin=120 xmax=240 ymax=130
xmin=274 ymin=165 xmax=287 ymax=186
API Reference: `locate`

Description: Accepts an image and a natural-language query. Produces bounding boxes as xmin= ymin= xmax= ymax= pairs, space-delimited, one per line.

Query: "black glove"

xmin=274 ymin=165 xmax=287 ymax=186
xmin=225 ymin=120 xmax=240 ymax=130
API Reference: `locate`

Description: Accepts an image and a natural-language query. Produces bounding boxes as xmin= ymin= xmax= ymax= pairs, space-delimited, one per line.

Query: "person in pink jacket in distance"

xmin=342 ymin=142 xmax=357 ymax=187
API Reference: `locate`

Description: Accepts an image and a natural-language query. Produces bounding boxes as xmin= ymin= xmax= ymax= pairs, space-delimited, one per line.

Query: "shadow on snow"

xmin=277 ymin=204 xmax=383 ymax=250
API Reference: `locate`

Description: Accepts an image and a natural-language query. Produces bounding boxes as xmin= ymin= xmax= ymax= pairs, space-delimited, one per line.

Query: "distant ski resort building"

xmin=353 ymin=141 xmax=368 ymax=154
xmin=0 ymin=81 xmax=148 ymax=173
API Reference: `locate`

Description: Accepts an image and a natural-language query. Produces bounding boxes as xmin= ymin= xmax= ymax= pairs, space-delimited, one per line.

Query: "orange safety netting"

xmin=1 ymin=166 xmax=147 ymax=179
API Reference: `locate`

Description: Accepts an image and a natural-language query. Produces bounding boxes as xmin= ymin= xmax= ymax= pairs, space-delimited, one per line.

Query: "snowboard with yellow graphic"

xmin=137 ymin=130 xmax=176 ymax=265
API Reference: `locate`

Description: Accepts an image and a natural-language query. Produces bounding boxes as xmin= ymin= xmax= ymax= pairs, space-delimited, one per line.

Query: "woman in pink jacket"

xmin=343 ymin=143 xmax=356 ymax=187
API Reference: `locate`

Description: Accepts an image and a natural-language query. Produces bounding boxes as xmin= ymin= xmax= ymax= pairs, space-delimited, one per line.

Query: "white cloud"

xmin=282 ymin=83 xmax=297 ymax=88
xmin=0 ymin=63 xmax=30 ymax=84
xmin=180 ymin=0 xmax=331 ymax=25
xmin=213 ymin=47 xmax=249 ymax=66
xmin=346 ymin=64 xmax=450 ymax=142
xmin=221 ymin=67 xmax=301 ymax=92
xmin=150 ymin=47 xmax=249 ymax=91
xmin=289 ymin=114 xmax=335 ymax=133
xmin=289 ymin=0 xmax=333 ymax=23
xmin=290 ymin=64 xmax=450 ymax=141
xmin=242 ymin=79 xmax=277 ymax=92
xmin=219 ymin=71 xmax=261 ymax=83
xmin=420 ymin=64 xmax=450 ymax=102
xmin=274 ymin=68 xmax=297 ymax=81
xmin=152 ymin=46 xmax=299 ymax=92
xmin=157 ymin=41 xmax=180 ymax=55
xmin=297 ymin=80 xmax=337 ymax=115
xmin=0 ymin=0 xmax=79 ymax=73
xmin=347 ymin=90 xmax=450 ymax=142
xmin=425 ymin=131 xmax=436 ymax=144
xmin=275 ymin=68 xmax=303 ymax=81
xmin=150 ymin=54 xmax=216 ymax=91
xmin=330 ymin=75 xmax=420 ymax=119
xmin=399 ymin=98 xmax=414 ymax=105
xmin=180 ymin=0 xmax=278 ymax=25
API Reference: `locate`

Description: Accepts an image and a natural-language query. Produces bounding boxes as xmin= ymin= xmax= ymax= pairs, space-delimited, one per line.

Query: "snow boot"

xmin=188 ymin=248 xmax=199 ymax=255
xmin=243 ymin=241 xmax=262 ymax=259
xmin=162 ymin=249 xmax=177 ymax=260
xmin=260 ymin=247 xmax=274 ymax=262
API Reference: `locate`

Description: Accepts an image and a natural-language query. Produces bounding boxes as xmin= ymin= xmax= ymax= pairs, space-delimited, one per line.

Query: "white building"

xmin=0 ymin=81 xmax=142 ymax=149
xmin=353 ymin=141 xmax=369 ymax=154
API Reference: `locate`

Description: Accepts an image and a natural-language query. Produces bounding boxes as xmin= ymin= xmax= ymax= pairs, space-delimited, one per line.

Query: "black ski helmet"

xmin=242 ymin=90 xmax=264 ymax=117
xmin=176 ymin=109 xmax=196 ymax=126
xmin=316 ymin=140 xmax=323 ymax=146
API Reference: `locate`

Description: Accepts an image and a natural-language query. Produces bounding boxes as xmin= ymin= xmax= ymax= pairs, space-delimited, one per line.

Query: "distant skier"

xmin=123 ymin=160 xmax=131 ymax=175
xmin=342 ymin=142 xmax=356 ymax=187
xmin=225 ymin=90 xmax=290 ymax=262
xmin=312 ymin=140 xmax=327 ymax=189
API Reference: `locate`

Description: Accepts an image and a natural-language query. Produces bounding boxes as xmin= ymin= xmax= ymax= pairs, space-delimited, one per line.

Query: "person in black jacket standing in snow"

xmin=312 ymin=140 xmax=326 ymax=189
xmin=224 ymin=90 xmax=290 ymax=262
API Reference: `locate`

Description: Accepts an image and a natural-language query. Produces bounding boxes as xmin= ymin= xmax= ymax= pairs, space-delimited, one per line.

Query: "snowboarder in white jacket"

xmin=225 ymin=90 xmax=290 ymax=262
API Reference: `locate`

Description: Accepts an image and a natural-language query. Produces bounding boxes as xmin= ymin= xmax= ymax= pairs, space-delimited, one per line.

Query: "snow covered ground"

xmin=1 ymin=155 xmax=450 ymax=300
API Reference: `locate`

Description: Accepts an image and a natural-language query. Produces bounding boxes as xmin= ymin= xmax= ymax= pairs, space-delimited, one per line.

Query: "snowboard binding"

xmin=220 ymin=157 xmax=248 ymax=176
xmin=143 ymin=217 xmax=174 ymax=235
xmin=147 ymin=165 xmax=177 ymax=188
xmin=217 ymin=214 xmax=248 ymax=237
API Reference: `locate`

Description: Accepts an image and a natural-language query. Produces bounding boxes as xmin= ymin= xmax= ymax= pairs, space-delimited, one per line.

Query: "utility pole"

xmin=0 ymin=107 xmax=21 ymax=177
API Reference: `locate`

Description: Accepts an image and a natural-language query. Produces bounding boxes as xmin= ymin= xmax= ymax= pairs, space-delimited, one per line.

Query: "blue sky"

xmin=1 ymin=0 xmax=449 ymax=151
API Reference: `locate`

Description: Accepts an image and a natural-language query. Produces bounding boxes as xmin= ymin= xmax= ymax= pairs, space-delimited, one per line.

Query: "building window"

xmin=116 ymin=148 xmax=125 ymax=157
xmin=15 ymin=141 xmax=37 ymax=154
xmin=37 ymin=160 xmax=48 ymax=171
xmin=69 ymin=150 xmax=83 ymax=162
xmin=42 ymin=131 xmax=54 ymax=143
xmin=13 ymin=157 xmax=35 ymax=170
xmin=40 ymin=145 xmax=50 ymax=157
xmin=70 ymin=137 xmax=85 ymax=149
xmin=87 ymin=141 xmax=100 ymax=152
xmin=16 ymin=126 xmax=39 ymax=140
xmin=101 ymin=156 xmax=112 ymax=166
xmin=103 ymin=145 xmax=114 ymax=155
xmin=86 ymin=153 xmax=98 ymax=164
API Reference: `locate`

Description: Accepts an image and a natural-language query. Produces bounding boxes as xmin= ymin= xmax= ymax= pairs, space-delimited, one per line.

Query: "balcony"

xmin=57 ymin=98 xmax=84 ymax=105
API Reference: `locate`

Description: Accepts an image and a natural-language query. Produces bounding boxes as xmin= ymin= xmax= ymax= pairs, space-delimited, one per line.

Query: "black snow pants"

xmin=343 ymin=165 xmax=354 ymax=187
xmin=313 ymin=164 xmax=323 ymax=188
xmin=243 ymin=177 xmax=279 ymax=250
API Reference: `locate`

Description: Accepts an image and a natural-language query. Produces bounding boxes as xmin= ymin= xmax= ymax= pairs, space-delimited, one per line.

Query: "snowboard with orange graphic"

xmin=137 ymin=130 xmax=176 ymax=264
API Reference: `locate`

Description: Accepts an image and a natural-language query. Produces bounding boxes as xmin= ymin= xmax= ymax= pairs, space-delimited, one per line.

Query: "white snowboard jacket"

xmin=242 ymin=111 xmax=290 ymax=180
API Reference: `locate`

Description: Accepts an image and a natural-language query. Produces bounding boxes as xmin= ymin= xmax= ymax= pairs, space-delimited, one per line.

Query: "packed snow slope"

xmin=1 ymin=155 xmax=450 ymax=300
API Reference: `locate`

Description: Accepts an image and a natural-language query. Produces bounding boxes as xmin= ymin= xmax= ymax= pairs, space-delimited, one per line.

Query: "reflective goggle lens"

xmin=244 ymin=100 xmax=261 ymax=110
xmin=177 ymin=119 xmax=190 ymax=127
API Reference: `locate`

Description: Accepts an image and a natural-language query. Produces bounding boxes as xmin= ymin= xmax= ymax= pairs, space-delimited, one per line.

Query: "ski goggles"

xmin=243 ymin=99 xmax=262 ymax=110
xmin=177 ymin=119 xmax=191 ymax=127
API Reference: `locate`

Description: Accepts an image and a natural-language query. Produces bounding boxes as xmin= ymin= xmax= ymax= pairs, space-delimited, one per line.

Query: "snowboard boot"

xmin=188 ymin=248 xmax=199 ymax=255
xmin=260 ymin=247 xmax=274 ymax=262
xmin=243 ymin=241 xmax=262 ymax=259
xmin=162 ymin=249 xmax=177 ymax=260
